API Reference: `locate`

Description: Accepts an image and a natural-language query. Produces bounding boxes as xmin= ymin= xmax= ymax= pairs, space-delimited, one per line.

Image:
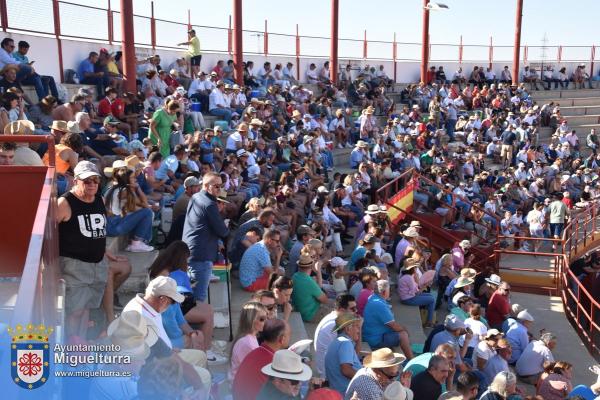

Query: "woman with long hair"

xmin=104 ymin=168 xmax=154 ymax=252
xmin=42 ymin=131 xmax=83 ymax=195
xmin=537 ymin=361 xmax=573 ymax=400
xmin=268 ymin=275 xmax=294 ymax=321
xmin=147 ymin=240 xmax=226 ymax=365
xmin=480 ymin=371 xmax=520 ymax=400
xmin=228 ymin=301 xmax=267 ymax=380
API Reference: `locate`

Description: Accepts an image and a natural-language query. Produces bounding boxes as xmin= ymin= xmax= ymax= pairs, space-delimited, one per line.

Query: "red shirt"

xmin=164 ymin=75 xmax=180 ymax=88
xmin=486 ymin=291 xmax=510 ymax=327
xmin=232 ymin=343 xmax=275 ymax=400
xmin=97 ymin=97 xmax=125 ymax=119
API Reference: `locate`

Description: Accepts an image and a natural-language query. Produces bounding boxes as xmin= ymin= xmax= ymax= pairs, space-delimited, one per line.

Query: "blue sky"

xmin=62 ymin=0 xmax=600 ymax=61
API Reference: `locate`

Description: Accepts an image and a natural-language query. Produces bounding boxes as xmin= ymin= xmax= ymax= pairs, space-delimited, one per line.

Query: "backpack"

xmin=64 ymin=69 xmax=79 ymax=84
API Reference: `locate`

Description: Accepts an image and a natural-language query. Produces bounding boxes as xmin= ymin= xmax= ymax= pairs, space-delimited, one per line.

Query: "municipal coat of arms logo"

xmin=8 ymin=324 xmax=53 ymax=390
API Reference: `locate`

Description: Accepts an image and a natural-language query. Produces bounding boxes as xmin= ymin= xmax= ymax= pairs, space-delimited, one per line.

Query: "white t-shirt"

xmin=475 ymin=341 xmax=496 ymax=366
xmin=226 ymin=132 xmax=243 ymax=151
xmin=314 ymin=311 xmax=338 ymax=378
xmin=460 ymin=318 xmax=488 ymax=349
xmin=122 ymin=294 xmax=172 ymax=348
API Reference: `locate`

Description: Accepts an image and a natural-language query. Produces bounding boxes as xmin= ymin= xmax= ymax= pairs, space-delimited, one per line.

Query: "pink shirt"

xmin=451 ymin=246 xmax=465 ymax=272
xmin=397 ymin=274 xmax=419 ymax=300
xmin=229 ymin=334 xmax=259 ymax=381
xmin=357 ymin=289 xmax=373 ymax=316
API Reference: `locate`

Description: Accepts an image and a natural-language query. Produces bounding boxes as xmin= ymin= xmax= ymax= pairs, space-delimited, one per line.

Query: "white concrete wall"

xmin=3 ymin=31 xmax=597 ymax=85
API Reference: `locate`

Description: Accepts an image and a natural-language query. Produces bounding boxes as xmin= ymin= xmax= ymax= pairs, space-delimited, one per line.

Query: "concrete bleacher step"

xmin=537 ymin=97 xmax=600 ymax=107
xmin=528 ymin=87 xmax=600 ymax=100
xmin=498 ymin=251 xmax=557 ymax=291
xmin=559 ymin=105 xmax=600 ymax=116
xmin=332 ymin=146 xmax=352 ymax=168
xmin=22 ymin=83 xmax=97 ymax=104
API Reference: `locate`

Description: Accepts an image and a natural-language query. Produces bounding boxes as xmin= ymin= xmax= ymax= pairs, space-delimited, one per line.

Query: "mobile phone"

xmin=29 ymin=61 xmax=35 ymax=65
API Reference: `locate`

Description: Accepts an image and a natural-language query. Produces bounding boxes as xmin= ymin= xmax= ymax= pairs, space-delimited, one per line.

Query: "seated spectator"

xmin=42 ymin=131 xmax=83 ymax=194
xmin=479 ymin=371 xmax=520 ymax=400
xmin=456 ymin=371 xmax=481 ymax=400
xmin=104 ymin=167 xmax=154 ymax=252
xmin=291 ymin=252 xmax=329 ymax=322
xmin=53 ymin=94 xmax=85 ymax=122
xmin=28 ymin=95 xmax=57 ymax=132
xmin=97 ymin=87 xmax=133 ymax=139
xmin=268 ymin=274 xmax=294 ymax=321
xmin=232 ymin=319 xmax=290 ymax=400
xmin=515 ymin=332 xmax=557 ymax=385
xmin=0 ymin=37 xmax=46 ymax=100
xmin=346 ymin=348 xmax=411 ymax=400
xmin=314 ymin=294 xmax=357 ymax=378
xmin=12 ymin=40 xmax=58 ymax=99
xmin=0 ymin=140 xmax=16 ymax=165
xmin=78 ymin=51 xmax=109 ymax=99
xmin=209 ymin=80 xmax=233 ymax=123
xmin=240 ymin=229 xmax=284 ymax=291
xmin=229 ymin=302 xmax=268 ymax=381
xmin=3 ymin=120 xmax=43 ymax=166
xmin=397 ymin=257 xmax=435 ymax=327
xmin=404 ymin=343 xmax=457 ymax=391
xmin=230 ymin=208 xmax=276 ymax=268
xmin=324 ymin=313 xmax=363 ymax=395
xmin=362 ymin=279 xmax=414 ymax=359
xmin=0 ymin=91 xmax=25 ymax=131
xmin=506 ymin=309 xmax=534 ymax=363
xmin=257 ymin=349 xmax=312 ymax=400
xmin=486 ymin=281 xmax=512 ymax=329
xmin=429 ymin=315 xmax=472 ymax=374
xmin=482 ymin=338 xmax=512 ymax=386
xmin=537 ymin=361 xmax=573 ymax=400
xmin=411 ymin=354 xmax=450 ymax=400
xmin=173 ymin=176 xmax=202 ymax=221
xmin=475 ymin=329 xmax=503 ymax=371
xmin=154 ymin=144 xmax=187 ymax=187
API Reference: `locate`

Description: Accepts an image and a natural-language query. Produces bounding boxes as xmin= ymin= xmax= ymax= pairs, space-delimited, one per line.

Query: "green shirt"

xmin=404 ymin=352 xmax=447 ymax=392
xmin=188 ymin=36 xmax=201 ymax=57
xmin=151 ymin=108 xmax=177 ymax=158
xmin=291 ymin=271 xmax=323 ymax=322
xmin=451 ymin=307 xmax=488 ymax=326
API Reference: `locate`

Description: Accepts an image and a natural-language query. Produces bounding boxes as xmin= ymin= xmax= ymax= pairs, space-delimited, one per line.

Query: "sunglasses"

xmin=257 ymin=316 xmax=266 ymax=322
xmin=209 ymin=183 xmax=222 ymax=188
xmin=83 ymin=178 xmax=100 ymax=185
xmin=285 ymin=379 xmax=301 ymax=387
xmin=265 ymin=304 xmax=276 ymax=311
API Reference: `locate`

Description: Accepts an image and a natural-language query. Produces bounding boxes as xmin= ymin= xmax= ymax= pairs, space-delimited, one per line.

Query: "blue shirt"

xmin=200 ymin=140 xmax=214 ymax=164
xmin=0 ymin=48 xmax=18 ymax=69
xmin=155 ymin=155 xmax=180 ymax=180
xmin=324 ymin=333 xmax=362 ymax=395
xmin=78 ymin=58 xmax=96 ymax=80
xmin=161 ymin=303 xmax=186 ymax=349
xmin=362 ymin=294 xmax=395 ymax=348
xmin=350 ymin=149 xmax=364 ymax=168
xmin=12 ymin=51 xmax=28 ymax=64
xmin=349 ymin=246 xmax=367 ymax=271
xmin=170 ymin=270 xmax=193 ymax=293
xmin=506 ymin=320 xmax=529 ymax=363
xmin=239 ymin=241 xmax=271 ymax=288
xmin=429 ymin=330 xmax=462 ymax=365
xmin=482 ymin=354 xmax=509 ymax=384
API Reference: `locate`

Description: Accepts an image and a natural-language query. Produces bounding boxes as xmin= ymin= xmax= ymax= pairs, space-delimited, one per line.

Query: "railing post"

xmin=295 ymin=24 xmax=300 ymax=81
xmin=150 ymin=1 xmax=156 ymax=50
xmin=264 ymin=19 xmax=268 ymax=56
xmin=51 ymin=0 xmax=65 ymax=83
xmin=489 ymin=36 xmax=493 ymax=69
xmin=590 ymin=45 xmax=596 ymax=82
xmin=459 ymin=35 xmax=463 ymax=65
xmin=187 ymin=9 xmax=191 ymax=31
xmin=228 ymin=15 xmax=232 ymax=56
xmin=557 ymin=45 xmax=562 ymax=63
xmin=363 ymin=30 xmax=367 ymax=59
xmin=0 ymin=0 xmax=7 ymax=32
xmin=524 ymin=45 xmax=528 ymax=64
xmin=107 ymin=0 xmax=114 ymax=45
xmin=393 ymin=32 xmax=397 ymax=83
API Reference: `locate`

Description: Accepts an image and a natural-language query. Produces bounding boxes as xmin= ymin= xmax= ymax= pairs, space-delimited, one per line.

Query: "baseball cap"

xmin=297 ymin=224 xmax=316 ymax=237
xmin=484 ymin=329 xmax=504 ymax=339
xmin=517 ymin=310 xmax=535 ymax=322
xmin=444 ymin=314 xmax=465 ymax=330
xmin=74 ymin=161 xmax=101 ymax=180
xmin=317 ymin=186 xmax=329 ymax=194
xmin=184 ymin=176 xmax=201 ymax=188
xmin=104 ymin=116 xmax=120 ymax=126
xmin=145 ymin=276 xmax=184 ymax=303
xmin=329 ymin=257 xmax=348 ymax=268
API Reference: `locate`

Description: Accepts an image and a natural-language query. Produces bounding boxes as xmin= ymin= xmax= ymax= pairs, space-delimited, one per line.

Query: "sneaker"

xmin=345 ymin=143 xmax=353 ymax=148
xmin=210 ymin=273 xmax=220 ymax=282
xmin=337 ymin=143 xmax=344 ymax=149
xmin=126 ymin=241 xmax=154 ymax=253
xmin=206 ymin=349 xmax=228 ymax=366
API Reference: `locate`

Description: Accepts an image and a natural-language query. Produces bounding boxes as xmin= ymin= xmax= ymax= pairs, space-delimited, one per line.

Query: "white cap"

xmin=444 ymin=314 xmax=465 ymax=330
xmin=74 ymin=160 xmax=101 ymax=180
xmin=145 ymin=276 xmax=184 ymax=303
xmin=329 ymin=257 xmax=348 ymax=267
xmin=517 ymin=310 xmax=535 ymax=322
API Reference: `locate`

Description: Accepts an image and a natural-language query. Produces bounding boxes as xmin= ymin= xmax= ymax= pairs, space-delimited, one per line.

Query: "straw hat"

xmin=292 ymin=110 xmax=302 ymax=118
xmin=67 ymin=121 xmax=82 ymax=134
xmin=384 ymin=381 xmax=414 ymax=400
xmin=402 ymin=227 xmax=419 ymax=238
xmin=249 ymin=118 xmax=263 ymax=126
xmin=363 ymin=348 xmax=406 ymax=369
xmin=365 ymin=106 xmax=375 ymax=115
xmin=366 ymin=204 xmax=381 ymax=215
xmin=125 ymin=155 xmax=143 ymax=170
xmin=297 ymin=253 xmax=314 ymax=268
xmin=485 ymin=274 xmax=501 ymax=286
xmin=4 ymin=120 xmax=34 ymax=135
xmin=402 ymin=257 xmax=420 ymax=272
xmin=261 ymin=349 xmax=313 ymax=381
xmin=460 ymin=268 xmax=477 ymax=279
xmin=106 ymin=311 xmax=157 ymax=361
xmin=454 ymin=276 xmax=474 ymax=288
xmin=49 ymin=120 xmax=69 ymax=132
xmin=332 ymin=312 xmax=361 ymax=333
xmin=355 ymin=140 xmax=369 ymax=148
xmin=459 ymin=239 xmax=472 ymax=249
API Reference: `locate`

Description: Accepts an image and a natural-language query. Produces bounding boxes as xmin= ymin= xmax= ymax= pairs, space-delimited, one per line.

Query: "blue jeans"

xmin=19 ymin=68 xmax=47 ymax=100
xmin=188 ymin=259 xmax=213 ymax=302
xmin=81 ymin=75 xmax=110 ymax=99
xmin=446 ymin=119 xmax=456 ymax=141
xmin=106 ymin=208 xmax=153 ymax=242
xmin=401 ymin=293 xmax=435 ymax=323
xmin=210 ymin=107 xmax=232 ymax=123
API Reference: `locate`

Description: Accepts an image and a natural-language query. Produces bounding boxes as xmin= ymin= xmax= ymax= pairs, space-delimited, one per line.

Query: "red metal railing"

xmin=2 ymin=0 xmax=598 ymax=65
xmin=0 ymin=136 xmax=61 ymax=333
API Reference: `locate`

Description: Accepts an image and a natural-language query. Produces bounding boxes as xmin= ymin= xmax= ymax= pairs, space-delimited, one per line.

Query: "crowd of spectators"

xmin=4 ymin=30 xmax=600 ymax=400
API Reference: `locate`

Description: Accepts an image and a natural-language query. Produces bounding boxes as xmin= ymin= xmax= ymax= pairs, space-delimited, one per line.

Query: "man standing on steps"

xmin=183 ymin=171 xmax=230 ymax=302
xmin=178 ymin=29 xmax=202 ymax=77
xmin=56 ymin=161 xmax=108 ymax=341
xmin=549 ymin=192 xmax=569 ymax=251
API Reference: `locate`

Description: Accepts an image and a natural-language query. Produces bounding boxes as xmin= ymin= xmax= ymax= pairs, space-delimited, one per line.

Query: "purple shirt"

xmin=398 ymin=274 xmax=419 ymax=300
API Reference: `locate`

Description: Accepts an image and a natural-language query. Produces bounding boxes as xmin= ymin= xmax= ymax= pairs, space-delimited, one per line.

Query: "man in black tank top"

xmin=57 ymin=160 xmax=108 ymax=340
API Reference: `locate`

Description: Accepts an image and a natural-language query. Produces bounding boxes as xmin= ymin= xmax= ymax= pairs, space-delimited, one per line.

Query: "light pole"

xmin=512 ymin=0 xmax=524 ymax=85
xmin=421 ymin=2 xmax=449 ymax=83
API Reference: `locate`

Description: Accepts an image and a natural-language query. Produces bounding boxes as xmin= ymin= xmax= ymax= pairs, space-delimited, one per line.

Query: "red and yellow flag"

xmin=386 ymin=179 xmax=415 ymax=225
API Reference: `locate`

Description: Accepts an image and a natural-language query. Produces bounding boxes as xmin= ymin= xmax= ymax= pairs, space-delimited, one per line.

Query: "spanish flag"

xmin=386 ymin=179 xmax=415 ymax=225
